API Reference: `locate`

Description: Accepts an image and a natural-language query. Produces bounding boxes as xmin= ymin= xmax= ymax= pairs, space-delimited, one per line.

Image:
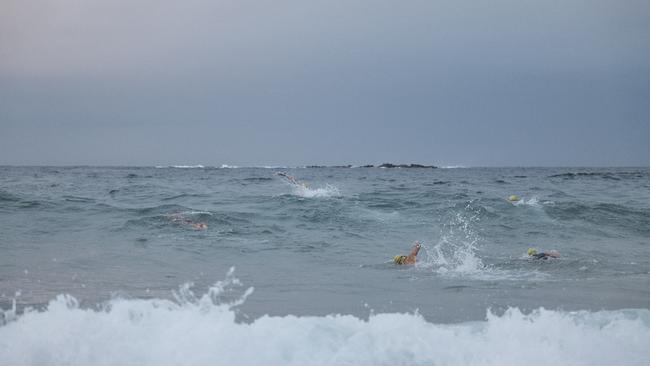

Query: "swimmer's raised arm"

xmin=394 ymin=241 xmax=422 ymax=265
xmin=276 ymin=171 xmax=300 ymax=185
xmin=405 ymin=241 xmax=421 ymax=263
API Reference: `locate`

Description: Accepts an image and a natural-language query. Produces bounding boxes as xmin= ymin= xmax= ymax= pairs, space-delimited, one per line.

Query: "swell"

xmin=0 ymin=190 xmax=56 ymax=210
xmin=548 ymin=171 xmax=648 ymax=180
xmin=544 ymin=202 xmax=650 ymax=235
xmin=0 ymin=190 xmax=20 ymax=203
xmin=161 ymin=193 xmax=210 ymax=201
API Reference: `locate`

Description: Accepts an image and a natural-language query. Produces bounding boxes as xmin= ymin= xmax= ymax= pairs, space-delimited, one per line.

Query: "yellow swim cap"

xmin=394 ymin=255 xmax=406 ymax=265
xmin=527 ymin=248 xmax=537 ymax=256
xmin=508 ymin=195 xmax=521 ymax=202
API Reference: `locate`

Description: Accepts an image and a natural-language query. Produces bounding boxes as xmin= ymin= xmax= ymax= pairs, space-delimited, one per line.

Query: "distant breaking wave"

xmin=156 ymin=165 xmax=205 ymax=169
xmin=1 ymin=269 xmax=648 ymax=366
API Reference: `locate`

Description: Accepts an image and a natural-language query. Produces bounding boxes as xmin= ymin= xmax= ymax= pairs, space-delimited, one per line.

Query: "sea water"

xmin=1 ymin=166 xmax=649 ymax=365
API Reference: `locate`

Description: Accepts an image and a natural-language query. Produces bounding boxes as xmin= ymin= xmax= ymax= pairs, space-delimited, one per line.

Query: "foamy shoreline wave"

xmin=1 ymin=277 xmax=648 ymax=366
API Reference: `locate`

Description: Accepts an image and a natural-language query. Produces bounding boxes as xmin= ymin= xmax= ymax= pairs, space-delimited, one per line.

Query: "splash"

xmin=506 ymin=195 xmax=555 ymax=207
xmin=293 ymin=184 xmax=341 ymax=198
xmin=419 ymin=207 xmax=487 ymax=277
xmin=276 ymin=172 xmax=341 ymax=198
xmin=512 ymin=196 xmax=541 ymax=207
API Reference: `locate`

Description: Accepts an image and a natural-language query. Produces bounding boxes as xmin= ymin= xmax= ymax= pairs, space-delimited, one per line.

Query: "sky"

xmin=1 ymin=0 xmax=649 ymax=167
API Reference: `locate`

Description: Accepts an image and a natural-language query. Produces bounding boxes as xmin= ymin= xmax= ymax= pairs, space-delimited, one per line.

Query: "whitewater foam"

xmin=292 ymin=184 xmax=341 ymax=198
xmin=1 ymin=274 xmax=648 ymax=366
xmin=511 ymin=196 xmax=554 ymax=207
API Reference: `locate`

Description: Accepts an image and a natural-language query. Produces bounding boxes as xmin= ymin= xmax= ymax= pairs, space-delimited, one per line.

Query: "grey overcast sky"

xmin=1 ymin=0 xmax=649 ymax=166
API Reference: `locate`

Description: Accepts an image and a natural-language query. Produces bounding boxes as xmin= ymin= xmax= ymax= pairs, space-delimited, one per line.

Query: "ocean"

xmin=1 ymin=166 xmax=649 ymax=365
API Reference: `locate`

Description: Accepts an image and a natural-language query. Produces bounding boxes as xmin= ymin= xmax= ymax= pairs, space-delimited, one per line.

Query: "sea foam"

xmin=293 ymin=184 xmax=341 ymax=198
xmin=1 ymin=275 xmax=648 ymax=366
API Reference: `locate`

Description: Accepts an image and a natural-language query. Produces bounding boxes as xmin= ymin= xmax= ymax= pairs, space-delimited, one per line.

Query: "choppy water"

xmin=1 ymin=166 xmax=649 ymax=365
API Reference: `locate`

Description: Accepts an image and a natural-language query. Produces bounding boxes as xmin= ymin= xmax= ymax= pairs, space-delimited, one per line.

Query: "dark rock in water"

xmin=378 ymin=163 xmax=437 ymax=169
xmin=303 ymin=163 xmax=435 ymax=168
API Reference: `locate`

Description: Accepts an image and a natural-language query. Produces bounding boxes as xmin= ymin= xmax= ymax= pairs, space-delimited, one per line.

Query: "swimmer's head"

xmin=508 ymin=195 xmax=521 ymax=202
xmin=527 ymin=248 xmax=537 ymax=256
xmin=394 ymin=255 xmax=407 ymax=265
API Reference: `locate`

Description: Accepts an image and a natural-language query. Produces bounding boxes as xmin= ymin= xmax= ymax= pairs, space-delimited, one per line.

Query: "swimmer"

xmin=275 ymin=171 xmax=307 ymax=188
xmin=191 ymin=222 xmax=208 ymax=230
xmin=394 ymin=241 xmax=422 ymax=265
xmin=527 ymin=248 xmax=560 ymax=260
xmin=168 ymin=213 xmax=208 ymax=230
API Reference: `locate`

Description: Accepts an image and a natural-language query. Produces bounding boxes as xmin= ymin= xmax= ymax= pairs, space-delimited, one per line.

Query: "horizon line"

xmin=1 ymin=164 xmax=649 ymax=169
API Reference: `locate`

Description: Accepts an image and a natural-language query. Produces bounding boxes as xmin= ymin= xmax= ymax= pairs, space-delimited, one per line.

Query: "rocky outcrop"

xmin=378 ymin=163 xmax=437 ymax=169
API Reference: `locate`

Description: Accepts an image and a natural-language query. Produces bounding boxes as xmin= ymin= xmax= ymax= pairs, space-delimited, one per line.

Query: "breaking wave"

xmin=1 ymin=269 xmax=648 ymax=366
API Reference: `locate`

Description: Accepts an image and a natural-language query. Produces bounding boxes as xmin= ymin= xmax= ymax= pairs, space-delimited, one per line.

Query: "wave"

xmin=62 ymin=195 xmax=95 ymax=203
xmin=1 ymin=270 xmax=648 ymax=366
xmin=544 ymin=202 xmax=650 ymax=235
xmin=161 ymin=193 xmax=209 ymax=201
xmin=548 ymin=171 xmax=647 ymax=180
xmin=0 ymin=190 xmax=21 ymax=203
xmin=0 ymin=192 xmax=55 ymax=209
